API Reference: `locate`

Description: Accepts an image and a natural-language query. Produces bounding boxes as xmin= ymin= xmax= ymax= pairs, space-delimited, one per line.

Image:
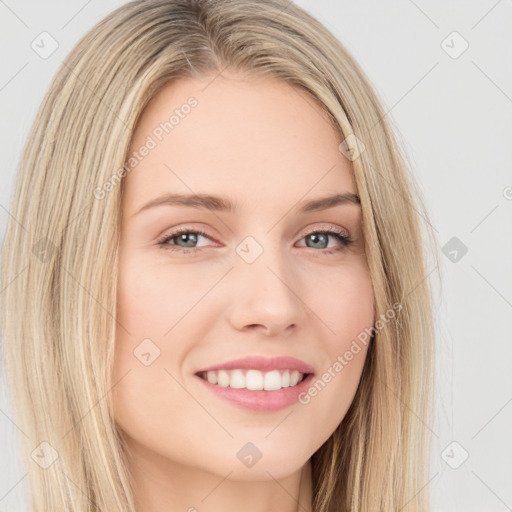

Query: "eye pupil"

xmin=307 ymin=233 xmax=327 ymax=248
xmin=178 ymin=233 xmax=198 ymax=247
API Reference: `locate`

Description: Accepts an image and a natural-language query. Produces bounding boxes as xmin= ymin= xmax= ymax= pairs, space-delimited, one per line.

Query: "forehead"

xmin=123 ymin=73 xmax=356 ymax=215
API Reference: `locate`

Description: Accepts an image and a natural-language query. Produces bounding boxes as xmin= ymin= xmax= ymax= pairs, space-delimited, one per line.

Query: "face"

xmin=112 ymin=72 xmax=375 ymax=484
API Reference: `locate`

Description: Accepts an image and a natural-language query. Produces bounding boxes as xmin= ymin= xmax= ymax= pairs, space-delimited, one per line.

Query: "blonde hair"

xmin=0 ymin=0 xmax=438 ymax=510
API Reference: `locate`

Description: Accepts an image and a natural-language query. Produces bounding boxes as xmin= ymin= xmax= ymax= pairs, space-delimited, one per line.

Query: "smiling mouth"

xmin=196 ymin=368 xmax=311 ymax=391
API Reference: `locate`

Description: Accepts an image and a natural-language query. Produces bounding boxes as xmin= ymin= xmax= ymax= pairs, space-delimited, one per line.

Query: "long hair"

xmin=0 ymin=1 xmax=438 ymax=510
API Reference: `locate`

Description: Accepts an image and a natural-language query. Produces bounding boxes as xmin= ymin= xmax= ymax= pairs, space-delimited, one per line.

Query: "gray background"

xmin=1 ymin=1 xmax=511 ymax=510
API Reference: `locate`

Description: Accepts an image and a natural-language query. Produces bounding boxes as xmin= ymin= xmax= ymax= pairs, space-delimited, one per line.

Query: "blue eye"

xmin=156 ymin=228 xmax=212 ymax=255
xmin=156 ymin=226 xmax=353 ymax=256
xmin=299 ymin=229 xmax=353 ymax=253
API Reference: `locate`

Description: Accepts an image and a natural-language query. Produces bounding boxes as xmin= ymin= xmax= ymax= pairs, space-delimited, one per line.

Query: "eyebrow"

xmin=132 ymin=191 xmax=361 ymax=217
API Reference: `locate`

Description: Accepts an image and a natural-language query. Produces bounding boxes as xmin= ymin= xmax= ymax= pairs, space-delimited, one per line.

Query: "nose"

xmin=227 ymin=245 xmax=304 ymax=337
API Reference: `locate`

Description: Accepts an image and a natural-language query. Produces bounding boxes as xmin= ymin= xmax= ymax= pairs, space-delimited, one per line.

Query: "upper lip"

xmin=195 ymin=356 xmax=315 ymax=375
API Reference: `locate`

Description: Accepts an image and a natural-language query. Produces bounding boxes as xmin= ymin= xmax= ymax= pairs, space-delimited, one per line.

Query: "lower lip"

xmin=194 ymin=373 xmax=315 ymax=412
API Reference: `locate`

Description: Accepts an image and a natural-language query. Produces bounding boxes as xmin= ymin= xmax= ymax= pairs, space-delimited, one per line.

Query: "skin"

xmin=112 ymin=71 xmax=375 ymax=512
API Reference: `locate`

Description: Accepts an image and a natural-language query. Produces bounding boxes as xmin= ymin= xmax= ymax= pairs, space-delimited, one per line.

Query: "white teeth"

xmin=264 ymin=370 xmax=282 ymax=391
xmin=199 ymin=369 xmax=306 ymax=390
xmin=206 ymin=371 xmax=218 ymax=384
xmin=246 ymin=369 xmax=264 ymax=390
xmin=230 ymin=369 xmax=246 ymax=389
xmin=290 ymin=370 xmax=300 ymax=386
xmin=217 ymin=370 xmax=230 ymax=387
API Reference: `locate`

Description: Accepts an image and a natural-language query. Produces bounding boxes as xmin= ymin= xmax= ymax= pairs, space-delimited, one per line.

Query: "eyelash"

xmin=156 ymin=226 xmax=354 ymax=256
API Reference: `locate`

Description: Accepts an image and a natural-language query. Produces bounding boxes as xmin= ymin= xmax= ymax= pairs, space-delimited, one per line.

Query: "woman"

xmin=0 ymin=0 xmax=437 ymax=510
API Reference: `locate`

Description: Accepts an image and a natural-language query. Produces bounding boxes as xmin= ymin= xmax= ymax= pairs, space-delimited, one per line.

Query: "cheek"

xmin=296 ymin=262 xmax=374 ymax=433
xmin=312 ymin=260 xmax=375 ymax=344
xmin=111 ymin=253 xmax=222 ymax=434
xmin=115 ymin=255 xmax=213 ymax=337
